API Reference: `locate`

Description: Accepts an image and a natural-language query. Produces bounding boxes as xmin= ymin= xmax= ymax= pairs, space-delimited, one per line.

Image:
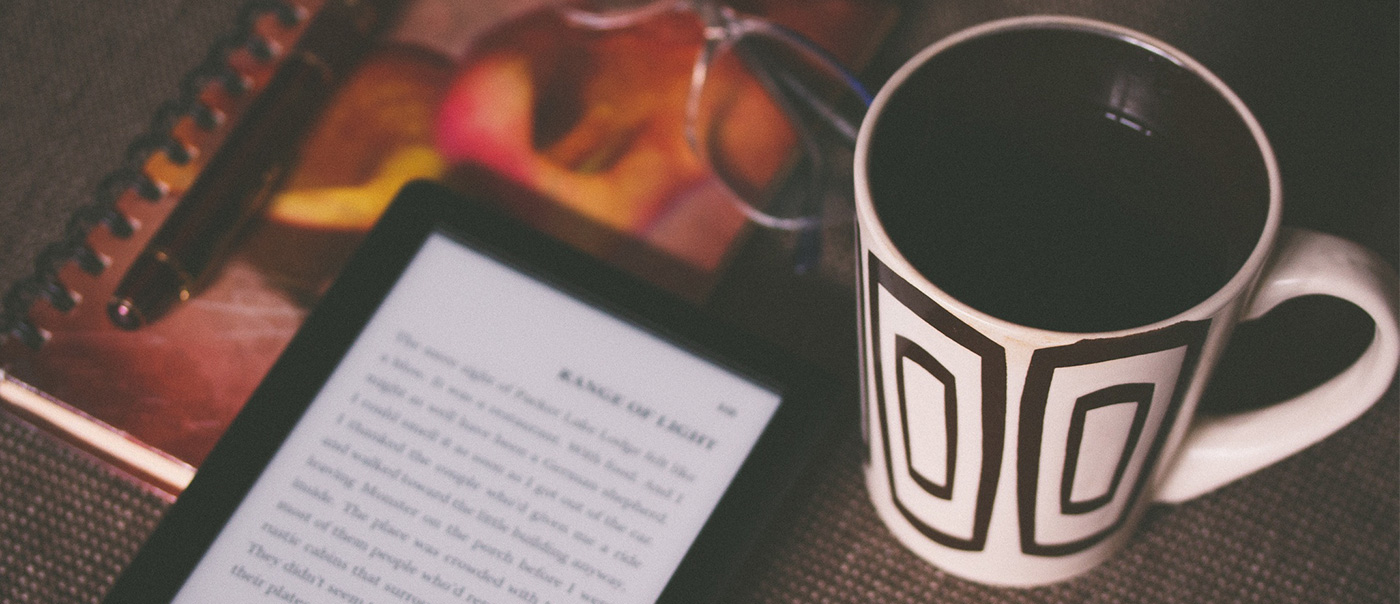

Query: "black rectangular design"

xmin=1017 ymin=320 xmax=1210 ymax=557
xmin=1060 ymin=383 xmax=1154 ymax=514
xmin=867 ymin=254 xmax=1005 ymax=552
xmin=895 ymin=335 xmax=957 ymax=499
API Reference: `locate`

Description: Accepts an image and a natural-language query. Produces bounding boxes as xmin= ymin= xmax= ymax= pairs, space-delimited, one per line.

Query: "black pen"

xmin=108 ymin=0 xmax=402 ymax=330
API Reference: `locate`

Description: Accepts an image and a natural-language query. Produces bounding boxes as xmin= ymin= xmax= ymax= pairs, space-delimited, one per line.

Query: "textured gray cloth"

xmin=0 ymin=411 xmax=169 ymax=604
xmin=1 ymin=398 xmax=1395 ymax=603
xmin=0 ymin=0 xmax=251 ymax=297
xmin=0 ymin=0 xmax=1395 ymax=602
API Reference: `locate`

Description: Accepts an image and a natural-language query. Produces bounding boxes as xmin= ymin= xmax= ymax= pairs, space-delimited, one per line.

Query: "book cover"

xmin=0 ymin=0 xmax=897 ymax=492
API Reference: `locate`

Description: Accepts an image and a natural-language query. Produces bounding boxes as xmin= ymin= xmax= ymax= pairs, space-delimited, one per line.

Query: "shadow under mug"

xmin=853 ymin=15 xmax=1400 ymax=587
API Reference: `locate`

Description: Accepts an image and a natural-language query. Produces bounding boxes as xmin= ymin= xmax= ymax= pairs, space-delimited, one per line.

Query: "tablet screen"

xmin=169 ymin=231 xmax=783 ymax=604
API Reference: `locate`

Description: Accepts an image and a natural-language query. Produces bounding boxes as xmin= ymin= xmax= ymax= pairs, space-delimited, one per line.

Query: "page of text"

xmin=172 ymin=232 xmax=782 ymax=604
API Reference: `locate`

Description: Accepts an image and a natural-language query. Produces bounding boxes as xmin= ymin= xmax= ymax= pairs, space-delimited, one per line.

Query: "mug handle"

xmin=1155 ymin=227 xmax=1400 ymax=503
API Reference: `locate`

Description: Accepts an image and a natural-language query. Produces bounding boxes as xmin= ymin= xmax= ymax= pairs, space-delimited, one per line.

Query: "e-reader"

xmin=103 ymin=181 xmax=839 ymax=604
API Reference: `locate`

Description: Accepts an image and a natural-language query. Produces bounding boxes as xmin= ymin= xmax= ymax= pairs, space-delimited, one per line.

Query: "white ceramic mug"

xmin=853 ymin=15 xmax=1399 ymax=587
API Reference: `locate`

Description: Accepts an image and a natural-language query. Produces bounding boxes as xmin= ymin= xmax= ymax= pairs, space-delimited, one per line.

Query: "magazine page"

xmin=0 ymin=0 xmax=897 ymax=486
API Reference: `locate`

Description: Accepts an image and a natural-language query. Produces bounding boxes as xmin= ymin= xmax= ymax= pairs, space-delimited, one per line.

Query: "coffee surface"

xmin=867 ymin=30 xmax=1267 ymax=333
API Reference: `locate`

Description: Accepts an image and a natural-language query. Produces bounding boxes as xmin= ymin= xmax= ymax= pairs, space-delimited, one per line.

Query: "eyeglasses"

xmin=560 ymin=0 xmax=872 ymax=273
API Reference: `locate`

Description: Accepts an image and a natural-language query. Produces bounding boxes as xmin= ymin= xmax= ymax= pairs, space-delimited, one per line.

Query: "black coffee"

xmin=867 ymin=28 xmax=1269 ymax=333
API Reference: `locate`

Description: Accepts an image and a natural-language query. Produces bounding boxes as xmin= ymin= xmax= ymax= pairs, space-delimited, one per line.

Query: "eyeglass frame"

xmin=559 ymin=0 xmax=873 ymax=271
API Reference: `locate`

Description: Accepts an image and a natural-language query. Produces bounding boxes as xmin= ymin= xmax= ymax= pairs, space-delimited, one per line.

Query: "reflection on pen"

xmin=108 ymin=0 xmax=403 ymax=330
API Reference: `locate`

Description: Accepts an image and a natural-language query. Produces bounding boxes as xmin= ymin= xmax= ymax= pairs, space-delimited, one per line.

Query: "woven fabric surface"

xmin=0 ymin=411 xmax=170 ymax=604
xmin=0 ymin=0 xmax=252 ymax=297
xmin=0 ymin=396 xmax=1394 ymax=603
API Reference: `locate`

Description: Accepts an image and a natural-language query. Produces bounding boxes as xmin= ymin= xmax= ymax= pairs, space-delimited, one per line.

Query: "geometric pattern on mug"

xmin=1017 ymin=320 xmax=1210 ymax=557
xmin=867 ymin=255 xmax=1006 ymax=552
xmin=1060 ymin=382 xmax=1153 ymax=515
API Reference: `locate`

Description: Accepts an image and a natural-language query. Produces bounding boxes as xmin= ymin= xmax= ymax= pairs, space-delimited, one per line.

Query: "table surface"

xmin=1 ymin=1 xmax=1396 ymax=602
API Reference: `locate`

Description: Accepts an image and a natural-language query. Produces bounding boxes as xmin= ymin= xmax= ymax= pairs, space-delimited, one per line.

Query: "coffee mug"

xmin=853 ymin=15 xmax=1399 ymax=586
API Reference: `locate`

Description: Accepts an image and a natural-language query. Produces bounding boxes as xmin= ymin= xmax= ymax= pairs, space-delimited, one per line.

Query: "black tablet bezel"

xmin=102 ymin=180 xmax=839 ymax=604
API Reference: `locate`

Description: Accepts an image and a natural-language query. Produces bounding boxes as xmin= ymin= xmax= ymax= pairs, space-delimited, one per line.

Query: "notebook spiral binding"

xmin=0 ymin=0 xmax=311 ymax=351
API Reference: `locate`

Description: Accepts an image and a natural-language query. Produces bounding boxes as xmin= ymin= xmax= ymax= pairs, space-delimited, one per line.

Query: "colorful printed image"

xmin=0 ymin=0 xmax=896 ymax=475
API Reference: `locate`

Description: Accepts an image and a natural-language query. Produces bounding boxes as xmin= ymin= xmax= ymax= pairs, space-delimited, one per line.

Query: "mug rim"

xmin=853 ymin=14 xmax=1284 ymax=339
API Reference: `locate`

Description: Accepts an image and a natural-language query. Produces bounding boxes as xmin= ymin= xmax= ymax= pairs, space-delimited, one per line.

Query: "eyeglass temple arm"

xmin=729 ymin=40 xmax=832 ymax=273
xmin=696 ymin=0 xmax=867 ymax=146
xmin=693 ymin=1 xmax=871 ymax=273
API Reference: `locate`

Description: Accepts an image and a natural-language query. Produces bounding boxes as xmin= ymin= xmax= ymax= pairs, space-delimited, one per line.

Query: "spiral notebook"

xmin=0 ymin=0 xmax=897 ymax=494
